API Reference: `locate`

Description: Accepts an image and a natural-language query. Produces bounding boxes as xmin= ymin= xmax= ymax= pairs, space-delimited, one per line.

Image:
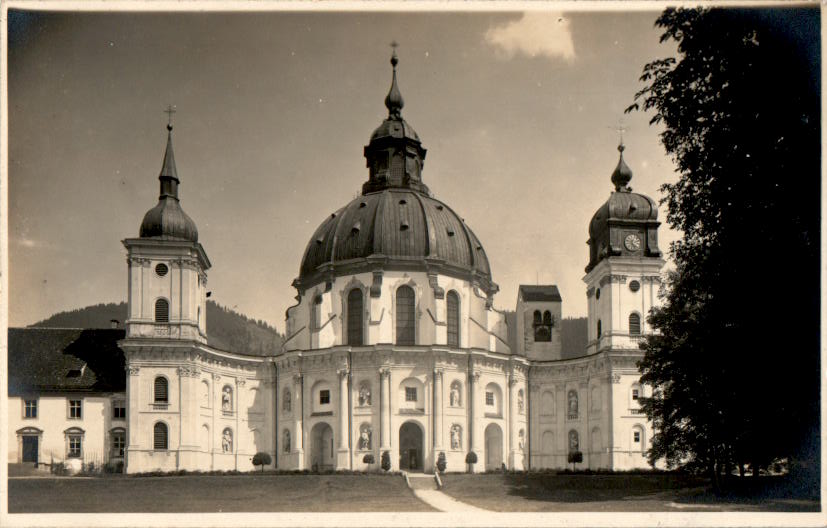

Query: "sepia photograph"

xmin=1 ymin=1 xmax=822 ymax=526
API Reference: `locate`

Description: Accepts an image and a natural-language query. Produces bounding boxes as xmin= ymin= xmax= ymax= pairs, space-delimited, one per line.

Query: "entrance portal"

xmin=484 ymin=423 xmax=503 ymax=471
xmin=22 ymin=436 xmax=38 ymax=464
xmin=310 ymin=422 xmax=334 ymax=471
xmin=398 ymin=422 xmax=423 ymax=471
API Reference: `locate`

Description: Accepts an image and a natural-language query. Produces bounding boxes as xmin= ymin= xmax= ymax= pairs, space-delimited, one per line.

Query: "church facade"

xmin=9 ymin=52 xmax=665 ymax=474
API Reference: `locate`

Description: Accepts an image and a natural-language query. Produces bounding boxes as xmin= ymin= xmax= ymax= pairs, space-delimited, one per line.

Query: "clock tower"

xmin=583 ymin=143 xmax=664 ymax=354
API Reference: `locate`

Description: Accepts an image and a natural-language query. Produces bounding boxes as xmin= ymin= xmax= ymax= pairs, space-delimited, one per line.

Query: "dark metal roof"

xmin=139 ymin=126 xmax=199 ymax=243
xmin=297 ymin=189 xmax=494 ymax=294
xmin=519 ymin=285 xmax=562 ymax=302
xmin=8 ymin=328 xmax=126 ymax=395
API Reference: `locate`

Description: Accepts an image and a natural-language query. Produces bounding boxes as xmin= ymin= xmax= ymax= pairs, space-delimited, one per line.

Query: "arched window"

xmin=446 ymin=290 xmax=460 ymax=347
xmin=155 ymin=298 xmax=169 ymax=323
xmin=629 ymin=313 xmax=641 ymax=335
xmin=347 ymin=289 xmax=364 ymax=346
xmin=154 ymin=377 xmax=168 ymax=403
xmin=396 ymin=285 xmax=415 ymax=345
xmin=534 ymin=310 xmax=552 ymax=342
xmin=597 ymin=319 xmax=602 ymax=339
xmin=310 ymin=294 xmax=322 ymax=330
xmin=153 ymin=422 xmax=168 ymax=450
xmin=632 ymin=425 xmax=646 ymax=451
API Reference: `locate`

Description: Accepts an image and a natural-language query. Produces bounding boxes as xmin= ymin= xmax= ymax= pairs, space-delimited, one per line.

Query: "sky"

xmin=7 ymin=7 xmax=684 ymax=331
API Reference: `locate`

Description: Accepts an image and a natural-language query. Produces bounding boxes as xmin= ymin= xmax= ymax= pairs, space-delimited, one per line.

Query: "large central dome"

xmin=295 ymin=51 xmax=496 ymax=296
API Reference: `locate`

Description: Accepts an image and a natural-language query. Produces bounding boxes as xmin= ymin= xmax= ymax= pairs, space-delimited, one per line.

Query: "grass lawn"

xmin=439 ymin=473 xmax=820 ymax=512
xmin=7 ymin=474 xmax=436 ymax=513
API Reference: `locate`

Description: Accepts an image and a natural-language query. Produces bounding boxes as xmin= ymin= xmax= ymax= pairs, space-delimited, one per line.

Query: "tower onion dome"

xmin=139 ymin=124 xmax=199 ymax=242
xmin=586 ymin=143 xmax=661 ymax=272
xmin=294 ymin=50 xmax=496 ymax=296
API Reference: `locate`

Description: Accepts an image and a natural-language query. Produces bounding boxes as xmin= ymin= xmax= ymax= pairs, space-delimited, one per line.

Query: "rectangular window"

xmin=319 ymin=390 xmax=330 ymax=405
xmin=632 ymin=389 xmax=639 ymax=400
xmin=24 ymin=399 xmax=37 ymax=419
xmin=112 ymin=432 xmax=125 ymax=458
xmin=68 ymin=436 xmax=82 ymax=458
xmin=69 ymin=399 xmax=82 ymax=419
xmin=113 ymin=400 xmax=126 ymax=420
xmin=485 ymin=392 xmax=494 ymax=406
xmin=405 ymin=387 xmax=417 ymax=402
xmin=633 ymin=431 xmax=641 ymax=443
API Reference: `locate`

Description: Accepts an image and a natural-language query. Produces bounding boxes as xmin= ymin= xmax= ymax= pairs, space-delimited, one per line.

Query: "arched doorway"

xmin=398 ymin=421 xmax=423 ymax=471
xmin=484 ymin=423 xmax=503 ymax=471
xmin=310 ymin=422 xmax=334 ymax=471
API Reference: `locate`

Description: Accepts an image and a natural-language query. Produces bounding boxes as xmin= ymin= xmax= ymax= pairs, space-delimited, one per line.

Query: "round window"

xmin=629 ymin=280 xmax=641 ymax=292
xmin=595 ymin=288 xmax=601 ymax=300
xmin=155 ymin=263 xmax=169 ymax=277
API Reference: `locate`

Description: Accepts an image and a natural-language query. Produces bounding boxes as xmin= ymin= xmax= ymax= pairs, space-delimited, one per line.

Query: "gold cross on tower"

xmin=609 ymin=120 xmax=629 ymax=147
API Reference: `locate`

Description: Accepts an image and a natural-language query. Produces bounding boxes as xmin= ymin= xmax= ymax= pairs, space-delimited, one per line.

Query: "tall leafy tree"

xmin=627 ymin=7 xmax=820 ymax=486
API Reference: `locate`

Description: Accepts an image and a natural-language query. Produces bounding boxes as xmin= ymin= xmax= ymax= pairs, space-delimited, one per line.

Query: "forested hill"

xmin=29 ymin=301 xmax=284 ymax=356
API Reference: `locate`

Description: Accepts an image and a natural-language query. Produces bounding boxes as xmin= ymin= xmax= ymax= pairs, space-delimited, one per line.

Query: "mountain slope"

xmin=29 ymin=301 xmax=284 ymax=356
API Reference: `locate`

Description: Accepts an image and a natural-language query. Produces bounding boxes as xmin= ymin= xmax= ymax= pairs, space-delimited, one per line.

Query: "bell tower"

xmin=122 ymin=116 xmax=210 ymax=343
xmin=583 ymin=142 xmax=664 ymax=355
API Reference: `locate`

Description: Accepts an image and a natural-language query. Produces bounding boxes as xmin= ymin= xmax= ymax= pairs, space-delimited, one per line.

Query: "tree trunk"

xmin=738 ymin=462 xmax=745 ymax=477
xmin=752 ymin=462 xmax=760 ymax=479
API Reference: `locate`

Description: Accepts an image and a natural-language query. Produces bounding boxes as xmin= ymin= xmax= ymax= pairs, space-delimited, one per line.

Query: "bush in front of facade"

xmin=465 ymin=452 xmax=477 ymax=464
xmin=436 ymin=452 xmax=447 ymax=473
xmin=363 ymin=453 xmax=375 ymax=465
xmin=252 ymin=452 xmax=272 ymax=472
xmin=381 ymin=451 xmax=391 ymax=471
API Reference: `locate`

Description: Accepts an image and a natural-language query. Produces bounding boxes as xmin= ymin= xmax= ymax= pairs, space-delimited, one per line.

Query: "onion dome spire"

xmin=139 ymin=109 xmax=199 ymax=242
xmin=384 ymin=43 xmax=404 ymax=118
xmin=158 ymin=122 xmax=179 ymax=199
xmin=611 ymin=141 xmax=633 ymax=192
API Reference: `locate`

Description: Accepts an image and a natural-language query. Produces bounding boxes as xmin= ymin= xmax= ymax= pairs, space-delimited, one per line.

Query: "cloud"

xmin=485 ymin=12 xmax=575 ymax=62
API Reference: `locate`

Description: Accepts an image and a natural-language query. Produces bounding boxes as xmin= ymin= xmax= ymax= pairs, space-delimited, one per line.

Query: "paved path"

xmin=405 ymin=473 xmax=490 ymax=512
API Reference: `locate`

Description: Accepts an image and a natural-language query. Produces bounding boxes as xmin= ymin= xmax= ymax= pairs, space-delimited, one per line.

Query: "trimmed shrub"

xmin=465 ymin=452 xmax=478 ymax=464
xmin=568 ymin=451 xmax=583 ymax=471
xmin=253 ymin=452 xmax=272 ymax=472
xmin=436 ymin=452 xmax=447 ymax=473
xmin=363 ymin=453 xmax=375 ymax=464
xmin=381 ymin=451 xmax=391 ymax=472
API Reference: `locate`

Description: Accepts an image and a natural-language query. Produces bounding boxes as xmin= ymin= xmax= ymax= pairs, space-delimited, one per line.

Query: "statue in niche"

xmin=450 ymin=383 xmax=461 ymax=407
xmin=450 ymin=424 xmax=461 ymax=450
xmin=222 ymin=429 xmax=233 ymax=453
xmin=569 ymin=430 xmax=579 ymax=452
xmin=222 ymin=386 xmax=233 ymax=411
xmin=517 ymin=390 xmax=525 ymax=414
xmin=568 ymin=390 xmax=578 ymax=417
xmin=359 ymin=425 xmax=372 ymax=450
xmin=518 ymin=429 xmax=525 ymax=451
xmin=283 ymin=430 xmax=291 ymax=453
xmin=359 ymin=384 xmax=371 ymax=406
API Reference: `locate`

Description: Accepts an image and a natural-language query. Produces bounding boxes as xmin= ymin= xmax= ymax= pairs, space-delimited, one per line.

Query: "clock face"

xmin=624 ymin=234 xmax=642 ymax=252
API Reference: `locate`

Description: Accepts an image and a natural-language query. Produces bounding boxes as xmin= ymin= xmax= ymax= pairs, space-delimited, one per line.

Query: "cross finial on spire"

xmin=164 ymin=104 xmax=176 ymax=131
xmin=385 ymin=42 xmax=404 ymax=117
xmin=390 ymin=40 xmax=399 ymax=67
xmin=609 ymin=120 xmax=629 ymax=151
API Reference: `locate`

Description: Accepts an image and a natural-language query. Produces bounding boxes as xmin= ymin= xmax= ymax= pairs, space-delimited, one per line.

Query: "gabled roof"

xmin=8 ymin=328 xmax=126 ymax=396
xmin=518 ymin=285 xmax=562 ymax=303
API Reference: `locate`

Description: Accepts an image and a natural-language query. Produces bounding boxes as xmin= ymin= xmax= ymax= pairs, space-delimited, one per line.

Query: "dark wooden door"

xmin=22 ymin=436 xmax=38 ymax=463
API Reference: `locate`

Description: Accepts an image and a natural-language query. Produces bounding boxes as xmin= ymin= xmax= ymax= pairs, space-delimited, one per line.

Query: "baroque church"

xmin=8 ymin=51 xmax=664 ymax=474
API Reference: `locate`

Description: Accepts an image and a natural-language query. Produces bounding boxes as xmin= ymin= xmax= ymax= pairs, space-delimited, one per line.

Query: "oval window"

xmin=155 ymin=263 xmax=169 ymax=277
xmin=629 ymin=280 xmax=640 ymax=292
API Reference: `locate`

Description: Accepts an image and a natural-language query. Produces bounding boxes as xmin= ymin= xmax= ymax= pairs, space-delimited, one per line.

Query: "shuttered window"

xmin=154 ymin=377 xmax=168 ymax=403
xmin=153 ymin=422 xmax=168 ymax=450
xmin=446 ymin=291 xmax=460 ymax=347
xmin=629 ymin=313 xmax=641 ymax=335
xmin=396 ymin=286 xmax=415 ymax=345
xmin=155 ymin=298 xmax=169 ymax=323
xmin=347 ymin=289 xmax=363 ymax=346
